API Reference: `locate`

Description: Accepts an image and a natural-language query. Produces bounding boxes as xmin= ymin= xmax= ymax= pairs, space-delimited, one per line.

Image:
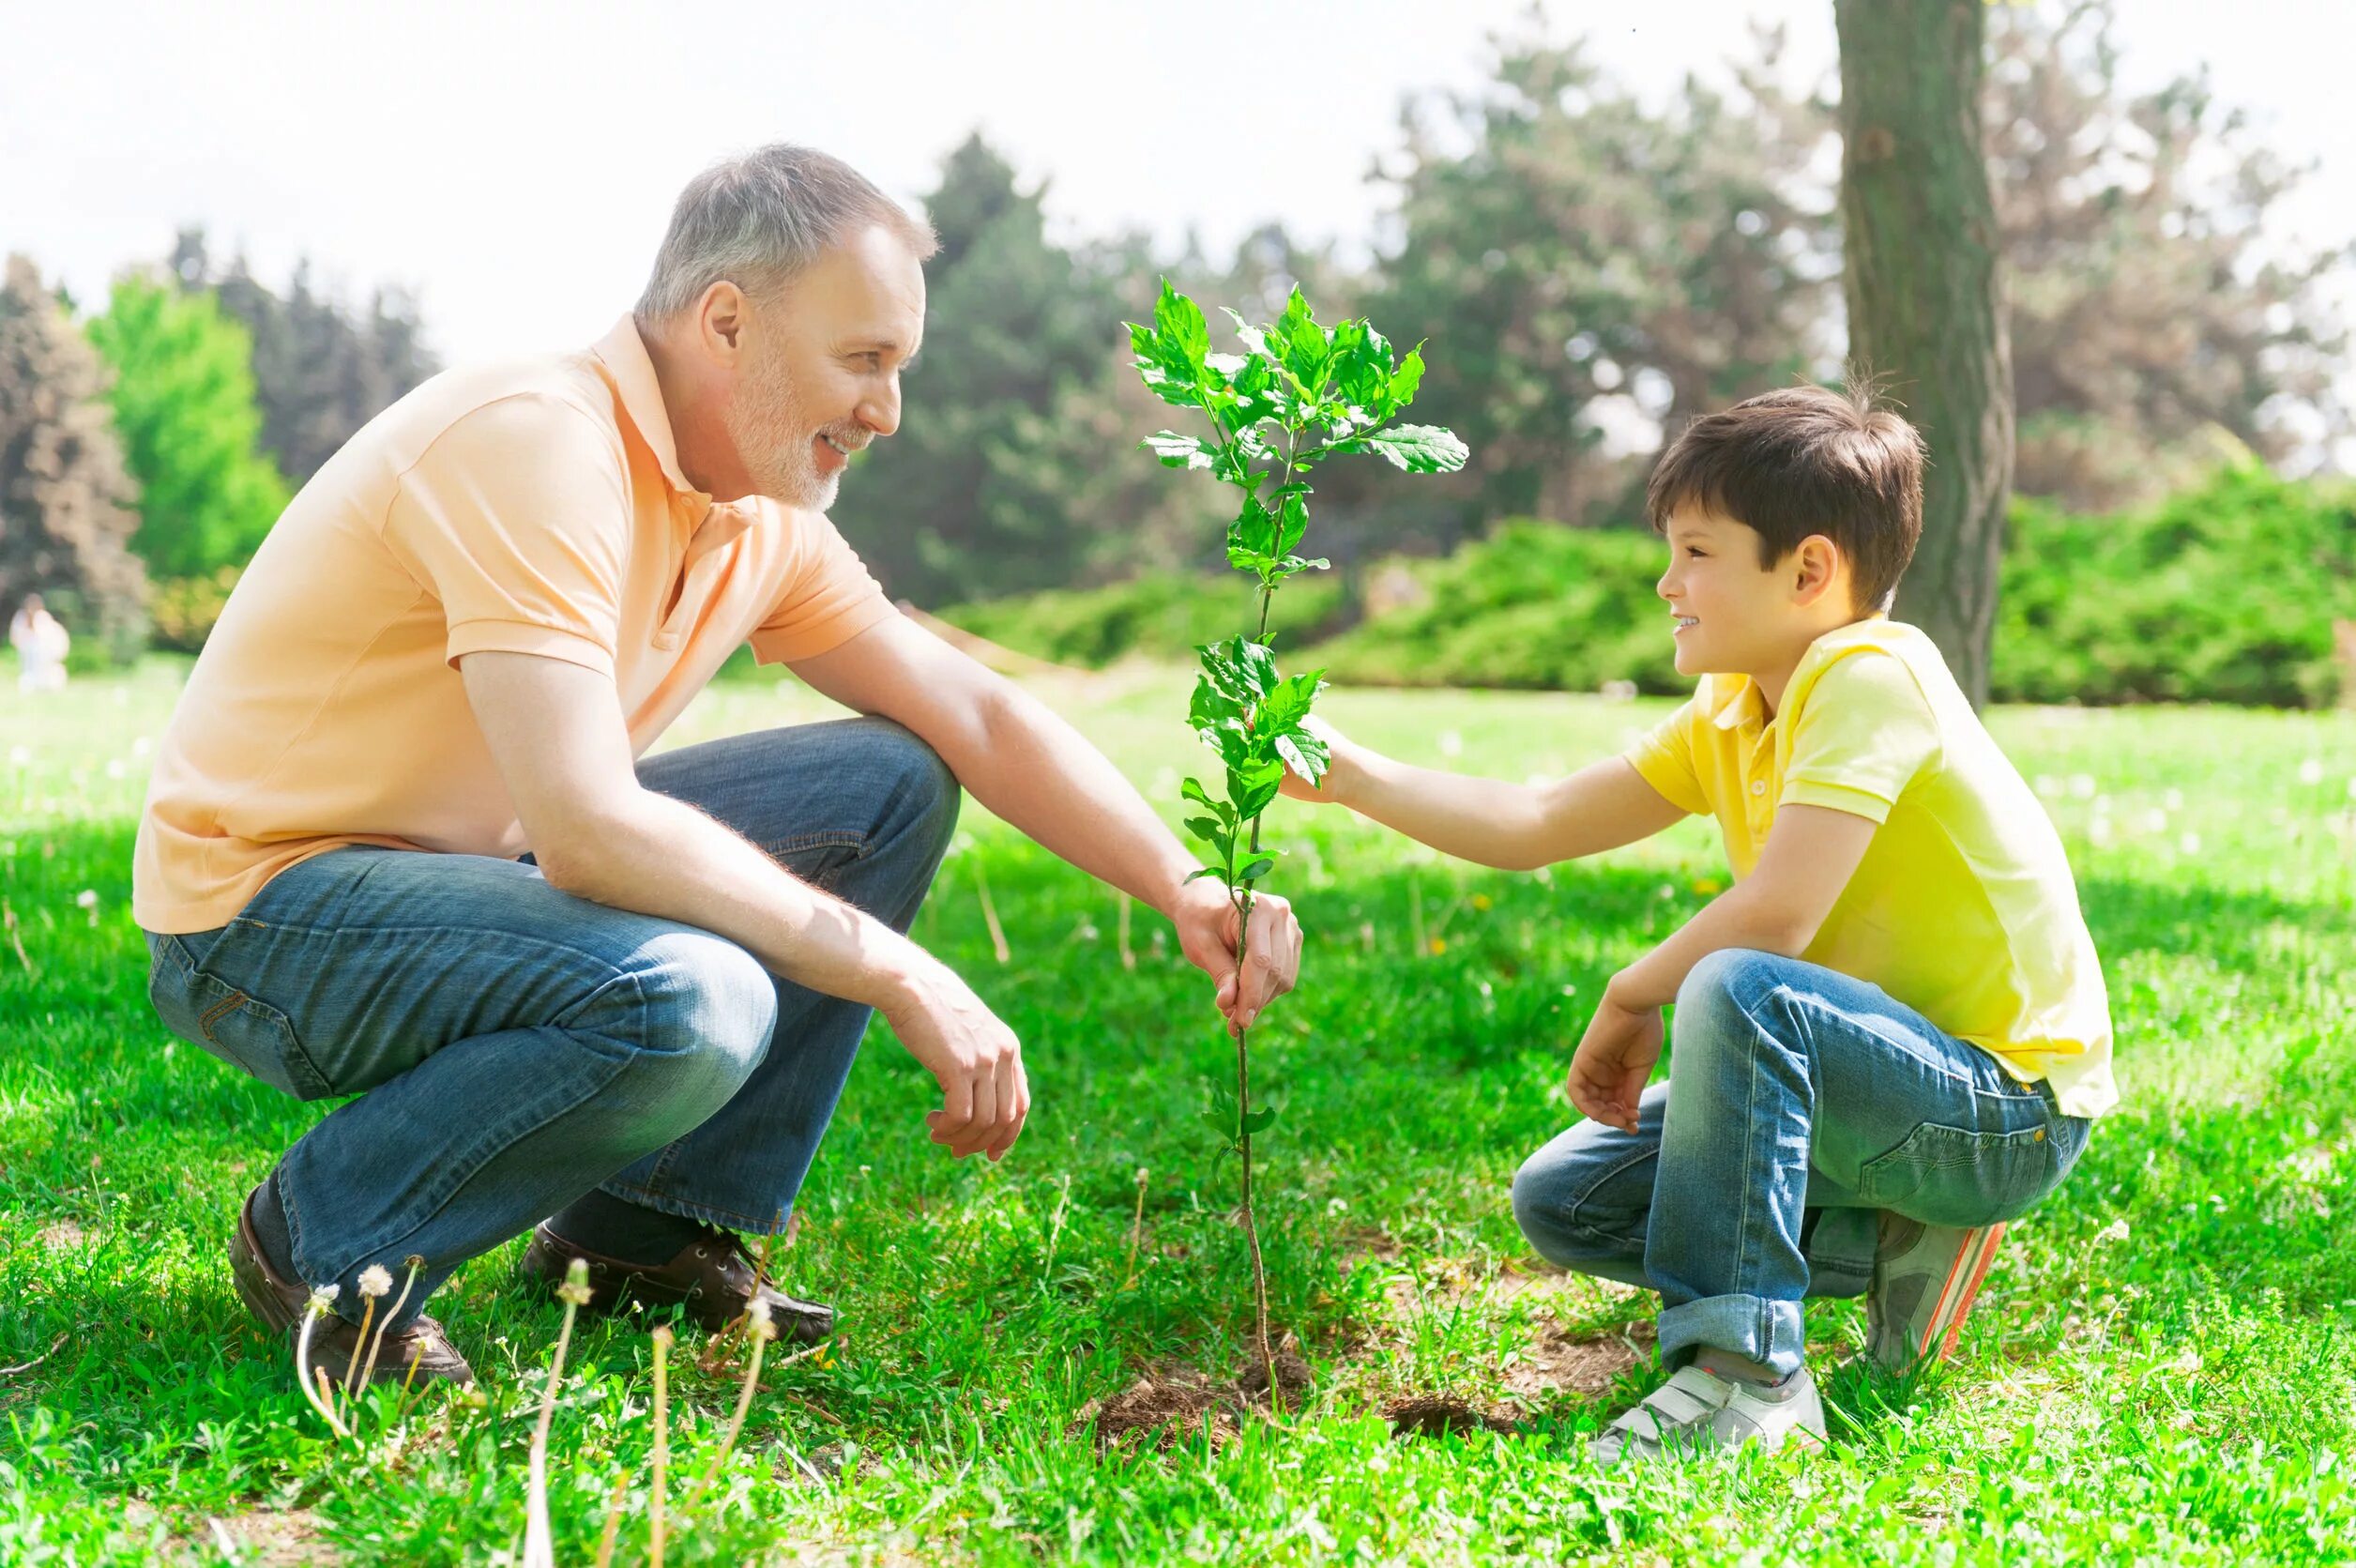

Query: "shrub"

xmin=147 ymin=566 xmax=242 ymax=653
xmin=941 ymin=571 xmax=1349 ymax=668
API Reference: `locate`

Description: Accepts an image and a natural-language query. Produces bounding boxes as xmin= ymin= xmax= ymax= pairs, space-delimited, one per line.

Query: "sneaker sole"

xmin=1911 ymin=1222 xmax=2005 ymax=1365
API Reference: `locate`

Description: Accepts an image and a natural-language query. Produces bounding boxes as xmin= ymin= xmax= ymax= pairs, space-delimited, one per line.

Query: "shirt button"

xmin=1750 ymin=779 xmax=1767 ymax=797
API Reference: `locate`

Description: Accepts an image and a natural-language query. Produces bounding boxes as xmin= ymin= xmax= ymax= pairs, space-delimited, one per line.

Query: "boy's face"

xmin=1656 ymin=506 xmax=1841 ymax=680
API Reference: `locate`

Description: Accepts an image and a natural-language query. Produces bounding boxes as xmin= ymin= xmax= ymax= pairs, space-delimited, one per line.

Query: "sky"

xmin=4 ymin=0 xmax=2350 ymax=404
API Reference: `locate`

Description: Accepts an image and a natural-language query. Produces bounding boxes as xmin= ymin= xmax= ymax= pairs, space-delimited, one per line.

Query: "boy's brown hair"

xmin=1644 ymin=384 xmax=1925 ymax=612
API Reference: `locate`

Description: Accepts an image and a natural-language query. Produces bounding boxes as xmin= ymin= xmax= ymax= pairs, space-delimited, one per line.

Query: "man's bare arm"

xmin=1286 ymin=723 xmax=1689 ymax=870
xmin=459 ymin=649 xmax=1027 ymax=1161
xmin=789 ymin=614 xmax=1302 ymax=1031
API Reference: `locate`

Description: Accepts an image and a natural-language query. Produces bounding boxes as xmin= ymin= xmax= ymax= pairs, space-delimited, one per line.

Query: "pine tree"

xmin=0 ymin=255 xmax=148 ymax=664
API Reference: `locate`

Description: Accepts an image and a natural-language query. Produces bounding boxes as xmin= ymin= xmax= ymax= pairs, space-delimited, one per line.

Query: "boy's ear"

xmin=1788 ymin=533 xmax=1847 ymax=608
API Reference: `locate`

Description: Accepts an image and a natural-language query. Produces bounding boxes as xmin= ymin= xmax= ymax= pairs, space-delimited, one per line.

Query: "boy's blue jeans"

xmin=1512 ymin=949 xmax=2091 ymax=1378
xmin=144 ymin=717 xmax=958 ymax=1325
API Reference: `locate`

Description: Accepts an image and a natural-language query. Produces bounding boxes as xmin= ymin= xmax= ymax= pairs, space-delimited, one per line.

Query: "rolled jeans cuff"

xmin=1657 ymin=1292 xmax=1807 ymax=1379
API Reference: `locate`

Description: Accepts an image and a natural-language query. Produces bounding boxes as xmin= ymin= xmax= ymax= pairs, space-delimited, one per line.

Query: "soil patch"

xmin=1383 ymin=1394 xmax=1519 ymax=1439
xmin=1505 ymin=1319 xmax=1656 ymax=1401
xmin=1075 ymin=1366 xmax=1239 ymax=1454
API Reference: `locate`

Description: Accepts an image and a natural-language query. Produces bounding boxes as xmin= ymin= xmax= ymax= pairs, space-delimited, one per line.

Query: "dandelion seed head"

xmin=305 ymin=1285 xmax=341 ymax=1316
xmin=557 ymin=1256 xmax=594 ymax=1306
xmin=357 ymin=1264 xmax=393 ymax=1298
xmin=73 ymin=889 xmax=97 ymax=908
xmin=2095 ymin=1219 xmax=2130 ymax=1245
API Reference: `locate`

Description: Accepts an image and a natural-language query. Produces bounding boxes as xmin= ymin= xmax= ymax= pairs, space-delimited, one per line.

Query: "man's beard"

xmin=724 ymin=349 xmax=841 ymax=510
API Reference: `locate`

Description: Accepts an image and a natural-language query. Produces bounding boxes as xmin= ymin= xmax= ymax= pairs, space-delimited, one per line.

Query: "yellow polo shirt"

xmin=133 ymin=317 xmax=896 ymax=934
xmin=1626 ymin=617 xmax=2118 ymax=1119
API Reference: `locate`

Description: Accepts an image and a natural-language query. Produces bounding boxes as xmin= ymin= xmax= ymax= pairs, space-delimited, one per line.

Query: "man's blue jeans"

xmin=144 ymin=717 xmax=958 ymax=1325
xmin=1512 ymin=949 xmax=2091 ymax=1378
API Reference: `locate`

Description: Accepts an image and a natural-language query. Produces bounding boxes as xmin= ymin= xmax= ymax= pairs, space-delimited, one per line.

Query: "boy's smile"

xmin=1656 ymin=504 xmax=1862 ymax=712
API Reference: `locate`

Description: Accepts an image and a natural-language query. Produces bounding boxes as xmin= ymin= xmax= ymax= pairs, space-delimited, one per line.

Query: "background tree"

xmin=837 ymin=134 xmax=1142 ymax=604
xmin=168 ymin=229 xmax=440 ymax=488
xmin=1370 ymin=28 xmax=1838 ymax=538
xmin=1835 ymin=0 xmax=2013 ymax=705
xmin=1984 ymin=0 xmax=2351 ymax=509
xmin=85 ymin=273 xmax=292 ymax=580
xmin=0 ymin=255 xmax=148 ymax=663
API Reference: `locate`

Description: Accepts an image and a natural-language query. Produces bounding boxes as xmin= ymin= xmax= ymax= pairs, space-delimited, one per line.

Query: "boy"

xmin=1283 ymin=386 xmax=2114 ymax=1463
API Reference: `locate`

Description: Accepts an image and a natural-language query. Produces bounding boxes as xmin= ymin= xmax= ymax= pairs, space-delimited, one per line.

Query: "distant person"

xmin=9 ymin=593 xmax=70 ymax=693
xmin=1280 ymin=386 xmax=2113 ymax=1464
xmin=133 ymin=145 xmax=1303 ymax=1391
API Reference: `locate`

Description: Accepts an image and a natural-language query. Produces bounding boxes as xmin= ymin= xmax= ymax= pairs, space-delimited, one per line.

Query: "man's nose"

xmin=859 ymin=378 xmax=901 ymax=438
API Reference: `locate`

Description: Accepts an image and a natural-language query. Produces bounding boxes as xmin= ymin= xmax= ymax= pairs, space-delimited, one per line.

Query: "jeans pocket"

xmin=146 ymin=934 xmax=334 ymax=1101
xmin=1855 ymin=1118 xmax=2060 ymax=1225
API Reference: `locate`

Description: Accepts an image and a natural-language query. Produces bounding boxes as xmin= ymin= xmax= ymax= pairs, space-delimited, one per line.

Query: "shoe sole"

xmin=1906 ymin=1222 xmax=2005 ymax=1367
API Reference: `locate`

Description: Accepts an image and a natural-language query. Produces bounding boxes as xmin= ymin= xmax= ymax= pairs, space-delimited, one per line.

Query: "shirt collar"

xmin=590 ymin=315 xmax=756 ymax=551
xmin=590 ymin=315 xmax=698 ymax=500
xmin=1708 ymin=675 xmax=1767 ymax=732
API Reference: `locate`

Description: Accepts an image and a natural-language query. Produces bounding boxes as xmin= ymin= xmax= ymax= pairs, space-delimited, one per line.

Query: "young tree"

xmin=0 ymin=256 xmax=148 ymax=663
xmin=1835 ymin=0 xmax=2013 ymax=706
xmin=86 ymin=273 xmax=292 ymax=580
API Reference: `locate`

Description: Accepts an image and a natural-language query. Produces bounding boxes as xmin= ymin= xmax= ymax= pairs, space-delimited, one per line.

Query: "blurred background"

xmin=5 ymin=0 xmax=2351 ymax=708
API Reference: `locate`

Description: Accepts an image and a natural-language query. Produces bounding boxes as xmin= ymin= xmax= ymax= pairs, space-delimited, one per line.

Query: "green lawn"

xmin=4 ymin=660 xmax=2354 ymax=1565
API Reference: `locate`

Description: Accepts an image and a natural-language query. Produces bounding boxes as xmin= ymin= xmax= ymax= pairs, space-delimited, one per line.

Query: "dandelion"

xmin=74 ymin=889 xmax=96 ymax=908
xmin=650 ymin=1326 xmax=673 ymax=1568
xmin=7 ymin=746 xmax=26 ymax=768
xmin=1437 ymin=729 xmax=1463 ymax=757
xmin=697 ymin=1299 xmax=778 ymax=1507
xmin=2095 ymin=1219 xmax=2130 ymax=1245
xmin=1471 ymin=893 xmax=1493 ymax=911
xmin=2299 ymin=758 xmax=2325 ymax=785
xmin=1428 ymin=937 xmax=1447 ymax=955
xmin=2068 ymin=774 xmax=2097 ymax=799
xmin=351 ymin=1256 xmax=424 ymax=1414
xmin=2180 ymin=831 xmax=2202 ymax=855
xmin=342 ymin=1265 xmax=393 ymax=1403
xmin=2141 ymin=808 xmax=2169 ymax=834
xmin=524 ymin=1258 xmax=592 ymax=1568
xmin=293 ymin=1286 xmax=350 ymax=1439
xmin=2163 ymin=788 xmax=2184 ymax=811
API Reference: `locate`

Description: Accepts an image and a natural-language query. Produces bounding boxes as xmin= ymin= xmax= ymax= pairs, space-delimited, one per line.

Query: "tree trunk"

xmin=1834 ymin=0 xmax=2014 ymax=707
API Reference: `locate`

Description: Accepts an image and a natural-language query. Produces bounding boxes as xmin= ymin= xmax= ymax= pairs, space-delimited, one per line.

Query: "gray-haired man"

xmin=133 ymin=145 xmax=1302 ymax=1386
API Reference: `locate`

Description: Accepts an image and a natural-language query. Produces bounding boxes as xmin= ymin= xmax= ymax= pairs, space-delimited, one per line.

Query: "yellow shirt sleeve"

xmin=748 ymin=509 xmax=898 ymax=664
xmin=381 ymin=394 xmax=631 ymax=677
xmin=1623 ymin=696 xmax=1709 ymax=817
xmin=1781 ymin=650 xmax=1942 ymax=825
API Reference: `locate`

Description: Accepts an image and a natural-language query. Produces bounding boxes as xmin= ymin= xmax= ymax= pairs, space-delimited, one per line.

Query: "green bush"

xmin=933 ymin=468 xmax=2356 ymax=708
xmin=1308 ymin=521 xmax=1683 ymax=693
xmin=146 ymin=566 xmax=242 ymax=653
xmin=941 ymin=571 xmax=1349 ymax=667
xmin=1995 ymin=464 xmax=2355 ymax=708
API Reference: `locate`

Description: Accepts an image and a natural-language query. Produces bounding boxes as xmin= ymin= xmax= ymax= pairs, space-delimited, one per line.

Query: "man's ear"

xmin=1789 ymin=533 xmax=1847 ymax=608
xmin=696 ymin=282 xmax=748 ymax=362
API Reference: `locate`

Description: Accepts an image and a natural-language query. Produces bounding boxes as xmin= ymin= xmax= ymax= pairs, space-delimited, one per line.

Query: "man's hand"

xmin=877 ymin=956 xmax=1029 ymax=1161
xmin=1565 ymin=979 xmax=1663 ymax=1133
xmin=1169 ymin=875 xmax=1302 ymax=1035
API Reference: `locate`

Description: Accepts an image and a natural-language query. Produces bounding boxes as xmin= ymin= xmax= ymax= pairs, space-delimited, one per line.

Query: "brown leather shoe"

xmin=520 ymin=1222 xmax=834 ymax=1342
xmin=228 ymin=1185 xmax=474 ymax=1388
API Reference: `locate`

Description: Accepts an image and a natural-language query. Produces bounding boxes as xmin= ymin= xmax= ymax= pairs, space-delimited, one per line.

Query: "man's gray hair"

xmin=634 ymin=145 xmax=937 ymax=322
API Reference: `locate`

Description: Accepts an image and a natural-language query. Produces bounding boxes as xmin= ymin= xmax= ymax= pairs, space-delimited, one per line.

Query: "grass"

xmin=4 ymin=657 xmax=2355 ymax=1564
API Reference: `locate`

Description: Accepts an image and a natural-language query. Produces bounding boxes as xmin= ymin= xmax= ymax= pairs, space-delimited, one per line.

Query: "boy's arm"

xmin=1567 ymin=804 xmax=1877 ymax=1130
xmin=1287 ymin=724 xmax=1687 ymax=869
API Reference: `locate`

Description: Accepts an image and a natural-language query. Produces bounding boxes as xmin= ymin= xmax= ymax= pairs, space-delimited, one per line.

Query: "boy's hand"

xmin=1277 ymin=714 xmax=1352 ymax=803
xmin=1566 ymin=982 xmax=1663 ymax=1133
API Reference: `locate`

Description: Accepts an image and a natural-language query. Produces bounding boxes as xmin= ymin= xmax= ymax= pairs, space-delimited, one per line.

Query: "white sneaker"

xmin=1592 ymin=1363 xmax=1826 ymax=1467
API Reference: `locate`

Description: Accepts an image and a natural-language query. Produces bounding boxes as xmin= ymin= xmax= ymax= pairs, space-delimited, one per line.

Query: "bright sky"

xmin=5 ymin=0 xmax=2348 ymax=425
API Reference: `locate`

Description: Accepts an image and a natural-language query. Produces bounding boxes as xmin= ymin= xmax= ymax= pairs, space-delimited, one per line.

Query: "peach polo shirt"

xmin=132 ymin=317 xmax=896 ymax=934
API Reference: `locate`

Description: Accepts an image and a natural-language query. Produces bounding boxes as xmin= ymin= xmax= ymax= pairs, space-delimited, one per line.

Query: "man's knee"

xmin=607 ymin=931 xmax=776 ymax=1112
xmin=857 ymin=719 xmax=960 ymax=850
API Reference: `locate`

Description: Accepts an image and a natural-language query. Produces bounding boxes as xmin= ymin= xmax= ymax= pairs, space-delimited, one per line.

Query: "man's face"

xmin=1655 ymin=506 xmax=1818 ymax=679
xmin=723 ymin=224 xmax=926 ymax=510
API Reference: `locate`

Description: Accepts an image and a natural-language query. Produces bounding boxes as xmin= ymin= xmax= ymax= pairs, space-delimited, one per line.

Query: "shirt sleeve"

xmin=747 ymin=509 xmax=898 ymax=664
xmin=380 ymin=394 xmax=632 ymax=677
xmin=1780 ymin=651 xmax=1942 ymax=825
xmin=1621 ymin=696 xmax=1709 ymax=817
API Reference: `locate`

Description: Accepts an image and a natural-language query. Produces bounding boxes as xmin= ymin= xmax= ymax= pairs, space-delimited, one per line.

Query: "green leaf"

xmin=1154 ymin=281 xmax=1210 ymax=376
xmin=1199 ymin=1108 xmax=1236 ymax=1139
xmin=1228 ymin=757 xmax=1284 ymax=820
xmin=1184 ymin=865 xmax=1227 ymax=885
xmin=1144 ymin=431 xmax=1214 ymax=470
xmin=1184 ymin=814 xmax=1224 ymax=847
xmin=1390 ymin=345 xmax=1427 ymax=409
xmin=1274 ymin=288 xmax=1330 ymax=391
xmin=1274 ymin=493 xmax=1308 ymax=559
xmin=1274 ymin=728 xmax=1330 ymax=785
xmin=1228 ymin=494 xmax=1278 ymax=560
xmin=1359 ymin=423 xmax=1468 ymax=474
xmin=1200 ymin=636 xmax=1279 ymax=706
xmin=1237 ymin=855 xmax=1277 ymax=883
xmin=1240 ymin=1106 xmax=1278 ymax=1134
xmin=1256 ymin=670 xmax=1321 ymax=734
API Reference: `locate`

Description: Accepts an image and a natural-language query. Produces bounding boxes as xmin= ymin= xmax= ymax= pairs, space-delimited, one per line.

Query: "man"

xmin=132 ymin=145 xmax=1301 ymax=1387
